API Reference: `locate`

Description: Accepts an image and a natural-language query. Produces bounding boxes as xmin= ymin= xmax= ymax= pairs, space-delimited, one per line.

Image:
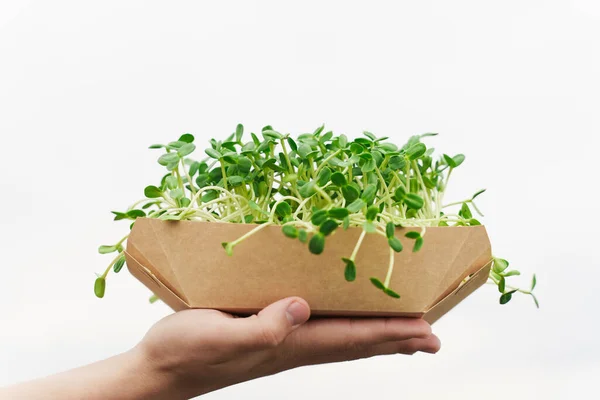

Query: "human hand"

xmin=134 ymin=297 xmax=440 ymax=399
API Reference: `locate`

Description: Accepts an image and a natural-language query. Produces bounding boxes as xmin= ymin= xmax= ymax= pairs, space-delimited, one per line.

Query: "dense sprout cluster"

xmin=95 ymin=124 xmax=537 ymax=307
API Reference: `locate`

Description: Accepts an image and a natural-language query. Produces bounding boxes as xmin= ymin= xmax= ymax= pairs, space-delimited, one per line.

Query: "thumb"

xmin=239 ymin=297 xmax=311 ymax=348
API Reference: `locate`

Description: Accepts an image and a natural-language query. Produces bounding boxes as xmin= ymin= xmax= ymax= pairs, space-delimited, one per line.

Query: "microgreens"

xmin=95 ymin=124 xmax=538 ymax=307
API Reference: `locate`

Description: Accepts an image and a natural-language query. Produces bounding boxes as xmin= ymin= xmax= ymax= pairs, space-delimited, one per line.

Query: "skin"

xmin=0 ymin=297 xmax=440 ymax=399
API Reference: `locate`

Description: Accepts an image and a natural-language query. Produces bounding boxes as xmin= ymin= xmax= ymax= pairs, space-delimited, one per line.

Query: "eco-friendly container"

xmin=125 ymin=218 xmax=492 ymax=323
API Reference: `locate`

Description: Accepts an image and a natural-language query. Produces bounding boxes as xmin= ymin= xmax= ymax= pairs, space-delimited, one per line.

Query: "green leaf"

xmin=469 ymin=218 xmax=481 ymax=226
xmin=394 ymin=186 xmax=407 ymax=201
xmin=263 ymin=130 xmax=284 ymax=140
xmin=113 ymin=255 xmax=126 ymax=273
xmin=94 ymin=277 xmax=106 ymax=298
xmin=221 ymin=142 xmax=237 ymax=152
xmin=221 ymin=242 xmax=234 ymax=256
xmin=383 ymin=288 xmax=401 ymax=298
xmin=202 ymin=190 xmax=219 ymax=203
xmin=459 ymin=203 xmax=473 ymax=219
xmin=443 ymin=154 xmax=456 ymax=168
xmin=298 ymin=229 xmax=308 ymax=243
xmin=342 ymin=258 xmax=356 ymax=282
xmin=228 ymin=176 xmax=244 ymax=187
xmin=148 ymin=144 xmax=163 ymax=149
xmin=188 ymin=161 xmax=201 ymax=177
xmin=331 ymin=172 xmax=347 ymax=186
xmin=195 ymin=173 xmax=210 ymax=187
xmin=286 ymin=137 xmax=297 ymax=151
xmin=531 ymin=274 xmax=537 ymax=291
xmin=275 ymin=202 xmax=292 ymax=217
xmin=361 ymin=158 xmax=376 ymax=173
xmin=503 ymin=270 xmax=521 ymax=277
xmin=355 ymin=138 xmax=371 ymax=146
xmin=386 ymin=222 xmax=395 ymax=238
xmin=404 ymin=193 xmax=424 ymax=210
xmin=249 ymin=200 xmax=269 ymax=216
xmin=388 ymin=237 xmax=403 ymax=252
xmin=177 ymin=143 xmax=196 ymax=157
xmin=222 ymin=152 xmax=239 ymax=164
xmin=363 ymin=221 xmax=376 ymax=233
xmin=328 ymin=208 xmax=349 ymax=219
xmin=320 ymin=219 xmax=339 ymax=236
xmin=237 ymin=156 xmax=252 ymax=173
xmin=350 ymin=142 xmax=364 ymax=154
xmin=498 ymin=276 xmax=506 ymax=293
xmin=235 ymin=124 xmax=244 ymax=141
xmin=490 ymin=271 xmax=502 ymax=281
xmin=309 ymin=233 xmax=325 ymax=255
xmin=158 ymin=153 xmax=179 ymax=166
xmin=178 ymin=133 xmax=194 ymax=143
xmin=126 ymin=209 xmax=146 ymax=219
xmin=493 ymin=258 xmax=509 ymax=273
xmin=405 ymin=231 xmax=420 ymax=239
xmin=422 ymin=176 xmax=436 ymax=189
xmin=168 ymin=141 xmax=185 ymax=149
xmin=165 ymin=175 xmax=178 ymax=189
xmin=388 ymin=155 xmax=406 ymax=170
xmin=378 ymin=142 xmax=398 ymax=153
xmin=361 ymin=184 xmax=377 ymax=204
xmin=98 ymin=245 xmax=117 ymax=254
xmin=317 ymin=167 xmax=332 ymax=186
xmin=343 ymin=216 xmax=350 ymax=230
xmin=205 ymin=148 xmax=222 ymax=159
xmin=453 ymin=154 xmax=465 ymax=167
xmin=365 ymin=205 xmax=379 ymax=221
xmin=170 ymin=188 xmax=184 ymax=200
xmin=312 ymin=124 xmax=325 ymax=136
xmin=111 ymin=211 xmax=127 ymax=221
xmin=241 ymin=142 xmax=256 ymax=154
xmin=363 ymin=131 xmax=377 ymax=141
xmin=341 ymin=185 xmax=359 ymax=203
xmin=472 ymin=189 xmax=486 ymax=200
xmin=347 ymin=199 xmax=366 ymax=213
xmin=298 ymin=181 xmax=317 ymax=198
xmin=500 ymin=290 xmax=517 ymax=305
xmin=180 ymin=197 xmax=191 ymax=207
xmin=407 ymin=143 xmax=426 ymax=160
xmin=413 ymin=237 xmax=424 ymax=252
xmin=297 ymin=143 xmax=313 ymax=158
xmin=144 ymin=185 xmax=162 ymax=199
xmin=339 ymin=134 xmax=348 ymax=148
xmin=370 ymin=277 xmax=385 ymax=290
xmin=532 ymin=295 xmax=540 ymax=308
xmin=282 ymin=225 xmax=298 ymax=239
xmin=311 ymin=209 xmax=328 ymax=225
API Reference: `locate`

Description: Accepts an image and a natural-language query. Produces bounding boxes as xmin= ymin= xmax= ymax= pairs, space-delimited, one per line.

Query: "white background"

xmin=1 ymin=1 xmax=598 ymax=399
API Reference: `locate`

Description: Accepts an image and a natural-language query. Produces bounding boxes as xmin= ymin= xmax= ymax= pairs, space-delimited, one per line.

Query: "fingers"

xmin=289 ymin=317 xmax=432 ymax=356
xmin=233 ymin=297 xmax=311 ymax=349
xmin=294 ymin=335 xmax=441 ymax=367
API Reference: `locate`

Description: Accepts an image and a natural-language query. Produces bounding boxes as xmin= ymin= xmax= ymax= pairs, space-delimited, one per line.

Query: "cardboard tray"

xmin=125 ymin=218 xmax=492 ymax=324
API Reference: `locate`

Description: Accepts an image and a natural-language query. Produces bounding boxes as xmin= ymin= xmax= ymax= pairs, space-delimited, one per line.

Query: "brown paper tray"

xmin=125 ymin=218 xmax=492 ymax=324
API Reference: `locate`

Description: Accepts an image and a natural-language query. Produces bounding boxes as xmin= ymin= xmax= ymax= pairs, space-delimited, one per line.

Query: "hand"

xmin=136 ymin=297 xmax=441 ymax=399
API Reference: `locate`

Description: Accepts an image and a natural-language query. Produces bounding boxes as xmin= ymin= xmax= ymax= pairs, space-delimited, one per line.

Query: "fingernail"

xmin=286 ymin=301 xmax=309 ymax=327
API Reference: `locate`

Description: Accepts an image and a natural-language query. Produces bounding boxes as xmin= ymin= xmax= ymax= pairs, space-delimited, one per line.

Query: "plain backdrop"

xmin=1 ymin=1 xmax=598 ymax=399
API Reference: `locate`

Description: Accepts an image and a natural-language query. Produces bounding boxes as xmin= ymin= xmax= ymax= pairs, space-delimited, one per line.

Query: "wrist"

xmin=127 ymin=344 xmax=190 ymax=400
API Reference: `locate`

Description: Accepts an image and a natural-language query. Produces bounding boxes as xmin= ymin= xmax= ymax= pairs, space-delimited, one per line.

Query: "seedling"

xmin=95 ymin=125 xmax=538 ymax=307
